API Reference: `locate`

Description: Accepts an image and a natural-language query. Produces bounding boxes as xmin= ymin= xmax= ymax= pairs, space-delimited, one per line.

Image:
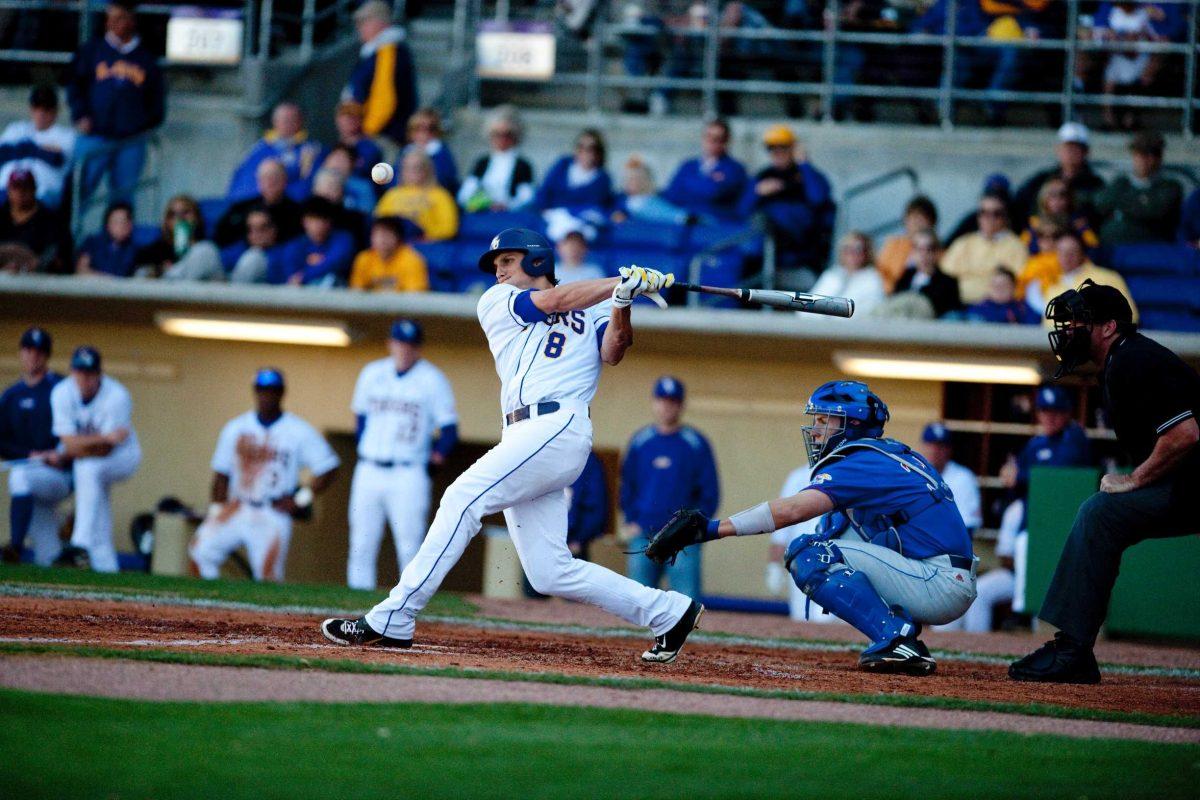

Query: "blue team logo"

xmin=490 ymin=235 xmax=502 ymax=250
xmin=811 ymin=473 xmax=832 ymax=484
xmin=653 ymin=456 xmax=672 ymax=469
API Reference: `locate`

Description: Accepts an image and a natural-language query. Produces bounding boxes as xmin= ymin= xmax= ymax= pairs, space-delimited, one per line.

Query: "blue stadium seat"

xmin=1140 ymin=309 xmax=1200 ymax=334
xmin=610 ymin=220 xmax=687 ymax=251
xmin=606 ymin=249 xmax=686 ymax=278
xmin=458 ymin=211 xmax=544 ymax=243
xmin=684 ymin=222 xmax=748 ymax=252
xmin=1109 ymin=243 xmax=1200 ymax=277
xmin=695 ymin=251 xmax=743 ymax=287
xmin=131 ymin=224 xmax=160 ymax=249
xmin=1127 ymin=276 xmax=1199 ymax=310
xmin=413 ymin=241 xmax=465 ymax=282
xmin=197 ymin=197 xmax=229 ymax=237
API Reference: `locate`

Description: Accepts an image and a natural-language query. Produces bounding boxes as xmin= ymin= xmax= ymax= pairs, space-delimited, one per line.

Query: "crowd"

xmin=1 ymin=0 xmax=1199 ymax=331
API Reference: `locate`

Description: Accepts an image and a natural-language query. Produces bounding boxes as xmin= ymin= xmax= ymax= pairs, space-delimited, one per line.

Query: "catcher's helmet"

xmin=478 ymin=228 xmax=556 ymax=283
xmin=802 ymin=380 xmax=890 ymax=466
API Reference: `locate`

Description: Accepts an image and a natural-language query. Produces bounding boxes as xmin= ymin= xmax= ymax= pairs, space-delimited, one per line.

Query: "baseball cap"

xmin=70 ymin=345 xmax=101 ymax=372
xmin=1129 ymin=129 xmax=1165 ymax=157
xmin=7 ymin=168 xmax=35 ymax=191
xmin=253 ymin=368 xmax=285 ymax=389
xmin=653 ymin=375 xmax=685 ymax=402
xmin=29 ymin=85 xmax=58 ymax=110
xmin=1076 ymin=279 xmax=1135 ymax=325
xmin=982 ymin=173 xmax=1010 ymax=198
xmin=762 ymin=125 xmax=796 ymax=148
xmin=1056 ymin=122 xmax=1089 ymax=146
xmin=19 ymin=326 xmax=52 ymax=353
xmin=921 ymin=422 xmax=951 ymax=445
xmin=389 ymin=318 xmax=424 ymax=345
xmin=1034 ymin=385 xmax=1071 ymax=412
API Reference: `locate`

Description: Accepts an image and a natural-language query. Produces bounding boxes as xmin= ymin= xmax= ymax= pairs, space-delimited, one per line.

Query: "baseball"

xmin=370 ymin=162 xmax=394 ymax=185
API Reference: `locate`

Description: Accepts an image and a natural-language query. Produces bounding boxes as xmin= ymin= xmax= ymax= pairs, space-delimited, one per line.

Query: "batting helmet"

xmin=477 ymin=228 xmax=556 ymax=283
xmin=802 ymin=380 xmax=890 ymax=466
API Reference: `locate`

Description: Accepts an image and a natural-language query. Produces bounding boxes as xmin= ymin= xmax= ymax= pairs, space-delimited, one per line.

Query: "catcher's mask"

xmin=1046 ymin=279 xmax=1135 ymax=379
xmin=802 ymin=380 xmax=889 ymax=466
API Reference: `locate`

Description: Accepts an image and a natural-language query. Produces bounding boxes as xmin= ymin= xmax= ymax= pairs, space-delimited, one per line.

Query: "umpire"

xmin=1010 ymin=280 xmax=1200 ymax=684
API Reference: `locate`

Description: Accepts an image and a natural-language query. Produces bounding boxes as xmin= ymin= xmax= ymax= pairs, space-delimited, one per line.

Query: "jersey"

xmin=1015 ymin=422 xmax=1092 ymax=495
xmin=50 ymin=374 xmax=138 ymax=457
xmin=805 ymin=438 xmax=973 ymax=561
xmin=352 ymin=358 xmax=457 ymax=463
xmin=211 ymin=411 xmax=340 ymax=504
xmin=476 ymin=283 xmax=609 ymax=414
xmin=940 ymin=460 xmax=982 ymax=530
xmin=0 ymin=372 xmax=62 ymax=460
xmin=620 ymin=425 xmax=720 ymax=532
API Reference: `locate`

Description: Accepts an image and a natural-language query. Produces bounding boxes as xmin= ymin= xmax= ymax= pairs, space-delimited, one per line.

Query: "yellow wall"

xmin=0 ymin=318 xmax=939 ymax=597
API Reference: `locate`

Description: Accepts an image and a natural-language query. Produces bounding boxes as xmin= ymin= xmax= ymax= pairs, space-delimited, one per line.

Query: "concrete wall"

xmin=0 ymin=314 xmax=939 ymax=598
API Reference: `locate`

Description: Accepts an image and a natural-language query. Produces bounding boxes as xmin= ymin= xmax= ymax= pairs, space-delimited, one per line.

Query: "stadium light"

xmin=155 ymin=314 xmax=351 ymax=347
xmin=833 ymin=352 xmax=1042 ymax=385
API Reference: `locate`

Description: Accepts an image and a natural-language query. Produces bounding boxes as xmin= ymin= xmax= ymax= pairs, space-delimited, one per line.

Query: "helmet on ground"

xmin=802 ymin=380 xmax=890 ymax=466
xmin=478 ymin=228 xmax=556 ymax=283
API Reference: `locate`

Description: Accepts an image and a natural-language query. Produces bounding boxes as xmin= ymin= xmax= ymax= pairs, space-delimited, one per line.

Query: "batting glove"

xmin=613 ymin=266 xmax=649 ymax=308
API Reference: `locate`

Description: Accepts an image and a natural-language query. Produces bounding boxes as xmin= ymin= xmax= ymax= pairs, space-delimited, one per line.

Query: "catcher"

xmin=644 ymin=380 xmax=977 ymax=675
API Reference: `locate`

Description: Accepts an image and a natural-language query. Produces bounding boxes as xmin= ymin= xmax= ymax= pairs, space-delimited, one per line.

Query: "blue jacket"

xmin=912 ymin=0 xmax=990 ymax=36
xmin=621 ymin=425 xmax=720 ymax=533
xmin=1015 ymin=422 xmax=1092 ymax=497
xmin=341 ymin=138 xmax=385 ymax=183
xmin=568 ymin=452 xmax=610 ymax=548
xmin=67 ymin=35 xmax=165 ymax=138
xmin=740 ymin=161 xmax=836 ymax=268
xmin=227 ymin=133 xmax=327 ymax=203
xmin=343 ymin=27 xmax=417 ymax=143
xmin=0 ymin=373 xmax=62 ymax=459
xmin=806 ymin=438 xmax=973 ymax=561
xmin=220 ymin=241 xmax=291 ymax=278
xmin=534 ymin=156 xmax=614 ymax=216
xmin=273 ymin=230 xmax=355 ymax=285
xmin=661 ymin=155 xmax=749 ymax=222
xmin=964 ymin=298 xmax=1041 ymax=325
xmin=1179 ymin=188 xmax=1200 ymax=245
xmin=80 ymin=231 xmax=137 ymax=277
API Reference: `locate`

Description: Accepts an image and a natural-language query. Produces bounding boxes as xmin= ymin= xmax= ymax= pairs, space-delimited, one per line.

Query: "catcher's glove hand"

xmin=642 ymin=508 xmax=713 ymax=565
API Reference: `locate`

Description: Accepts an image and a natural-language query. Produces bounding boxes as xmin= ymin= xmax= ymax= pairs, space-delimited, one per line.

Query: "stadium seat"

xmin=610 ymin=220 xmax=687 ymax=251
xmin=197 ymin=197 xmax=229 ymax=237
xmin=684 ymin=222 xmax=749 ymax=252
xmin=131 ymin=224 xmax=160 ymax=249
xmin=413 ymin=241 xmax=465 ymax=289
xmin=458 ymin=211 xmax=544 ymax=243
xmin=1109 ymin=243 xmax=1200 ymax=277
xmin=1127 ymin=277 xmax=1200 ymax=311
xmin=1140 ymin=309 xmax=1200 ymax=333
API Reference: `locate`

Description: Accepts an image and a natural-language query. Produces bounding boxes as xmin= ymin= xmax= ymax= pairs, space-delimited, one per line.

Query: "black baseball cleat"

xmin=642 ymin=601 xmax=704 ymax=663
xmin=859 ymin=634 xmax=937 ymax=676
xmin=320 ymin=617 xmax=412 ymax=648
xmin=1008 ymin=632 xmax=1101 ymax=684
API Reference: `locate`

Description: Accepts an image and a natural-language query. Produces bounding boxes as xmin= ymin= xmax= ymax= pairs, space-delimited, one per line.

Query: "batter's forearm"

xmin=1131 ymin=418 xmax=1199 ymax=488
xmin=531 ymin=277 xmax=620 ymax=314
xmin=601 ymin=306 xmax=633 ymax=365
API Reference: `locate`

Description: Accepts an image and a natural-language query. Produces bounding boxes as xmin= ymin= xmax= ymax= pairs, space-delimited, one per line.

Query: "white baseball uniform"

xmin=50 ymin=375 xmax=141 ymax=573
xmin=347 ymin=358 xmax=458 ymax=590
xmin=191 ymin=411 xmax=339 ymax=581
xmin=773 ymin=465 xmax=845 ymax=624
xmin=364 ymin=283 xmax=692 ymax=639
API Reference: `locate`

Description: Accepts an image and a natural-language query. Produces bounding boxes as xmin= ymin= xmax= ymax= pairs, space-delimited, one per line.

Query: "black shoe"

xmin=859 ymin=634 xmax=937 ymax=676
xmin=320 ymin=617 xmax=412 ymax=648
xmin=1009 ymin=633 xmax=1100 ymax=684
xmin=641 ymin=601 xmax=704 ymax=664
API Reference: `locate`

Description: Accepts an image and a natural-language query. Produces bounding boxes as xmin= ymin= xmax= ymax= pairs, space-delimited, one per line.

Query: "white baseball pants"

xmin=365 ymin=407 xmax=692 ymax=640
xmin=937 ymin=567 xmax=1015 ymax=632
xmin=8 ymin=461 xmax=72 ymax=566
xmin=69 ymin=443 xmax=141 ymax=573
xmin=347 ymin=462 xmax=432 ymax=590
xmin=191 ymin=504 xmax=293 ymax=581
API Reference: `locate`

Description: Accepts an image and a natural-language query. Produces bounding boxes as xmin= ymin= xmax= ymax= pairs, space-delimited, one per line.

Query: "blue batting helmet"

xmin=478 ymin=228 xmax=556 ymax=283
xmin=802 ymin=380 xmax=890 ymax=466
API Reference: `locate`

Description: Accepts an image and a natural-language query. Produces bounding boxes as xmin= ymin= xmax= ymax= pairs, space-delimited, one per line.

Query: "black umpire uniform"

xmin=1010 ymin=280 xmax=1200 ymax=684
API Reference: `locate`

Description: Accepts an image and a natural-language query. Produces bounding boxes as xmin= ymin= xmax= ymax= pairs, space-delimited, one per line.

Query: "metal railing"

xmin=837 ymin=166 xmax=920 ymax=243
xmin=464 ymin=0 xmax=1200 ymax=136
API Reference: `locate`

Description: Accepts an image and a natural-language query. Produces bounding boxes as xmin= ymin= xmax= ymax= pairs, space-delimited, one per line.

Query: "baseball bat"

xmin=676 ymin=283 xmax=855 ymax=318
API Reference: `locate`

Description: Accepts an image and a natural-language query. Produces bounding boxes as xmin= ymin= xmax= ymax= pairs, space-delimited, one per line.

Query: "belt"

xmin=947 ymin=554 xmax=975 ymax=571
xmin=360 ymin=458 xmax=417 ymax=469
xmin=504 ymin=401 xmax=560 ymax=426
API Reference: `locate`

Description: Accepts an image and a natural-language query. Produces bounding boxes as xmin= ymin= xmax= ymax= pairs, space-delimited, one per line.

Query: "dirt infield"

xmin=2 ymin=595 xmax=1198 ymax=724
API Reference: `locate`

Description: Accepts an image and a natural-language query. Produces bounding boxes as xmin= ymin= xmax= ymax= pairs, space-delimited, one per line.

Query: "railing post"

xmin=80 ymin=0 xmax=94 ymax=45
xmin=1062 ymin=0 xmax=1079 ymax=123
xmin=702 ymin=0 xmax=720 ymax=118
xmin=821 ymin=0 xmax=839 ymax=121
xmin=938 ymin=0 xmax=957 ymax=129
xmin=243 ymin=0 xmax=256 ymax=59
xmin=259 ymin=0 xmax=274 ymax=60
xmin=301 ymin=0 xmax=315 ymax=60
xmin=468 ymin=0 xmax=482 ymax=109
xmin=585 ymin=11 xmax=604 ymax=115
xmin=1184 ymin=0 xmax=1198 ymax=138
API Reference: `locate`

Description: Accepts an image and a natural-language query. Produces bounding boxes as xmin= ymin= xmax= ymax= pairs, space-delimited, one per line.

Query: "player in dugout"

xmin=1009 ymin=280 xmax=1200 ymax=683
xmin=642 ymin=380 xmax=978 ymax=676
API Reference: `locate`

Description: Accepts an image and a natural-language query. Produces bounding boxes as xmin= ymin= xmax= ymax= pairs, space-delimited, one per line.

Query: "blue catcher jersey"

xmin=805 ymin=438 xmax=973 ymax=561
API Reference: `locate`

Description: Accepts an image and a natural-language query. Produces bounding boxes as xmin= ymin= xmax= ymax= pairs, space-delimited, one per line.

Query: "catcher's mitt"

xmin=642 ymin=508 xmax=711 ymax=565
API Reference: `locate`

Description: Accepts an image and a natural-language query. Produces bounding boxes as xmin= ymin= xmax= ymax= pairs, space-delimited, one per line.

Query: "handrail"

xmin=686 ymin=220 xmax=769 ymax=307
xmin=837 ymin=167 xmax=920 ymax=243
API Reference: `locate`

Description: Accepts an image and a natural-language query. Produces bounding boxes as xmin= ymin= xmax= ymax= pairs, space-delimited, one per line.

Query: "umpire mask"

xmin=1045 ymin=280 xmax=1134 ymax=379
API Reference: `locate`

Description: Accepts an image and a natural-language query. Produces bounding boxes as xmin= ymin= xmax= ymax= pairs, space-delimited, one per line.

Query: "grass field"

xmin=2 ymin=690 xmax=1197 ymax=800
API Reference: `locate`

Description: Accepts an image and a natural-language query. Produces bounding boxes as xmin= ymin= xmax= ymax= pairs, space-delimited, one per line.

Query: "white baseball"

xmin=371 ymin=162 xmax=394 ymax=185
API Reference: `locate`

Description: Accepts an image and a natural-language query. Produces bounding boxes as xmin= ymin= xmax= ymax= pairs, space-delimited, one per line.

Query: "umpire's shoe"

xmin=1008 ymin=633 xmax=1100 ymax=684
xmin=642 ymin=601 xmax=704 ymax=663
xmin=859 ymin=634 xmax=937 ymax=676
xmin=321 ymin=617 xmax=412 ymax=649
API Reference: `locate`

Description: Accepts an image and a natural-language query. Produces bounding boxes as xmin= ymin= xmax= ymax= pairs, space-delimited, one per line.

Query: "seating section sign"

xmin=167 ymin=7 xmax=243 ymax=65
xmin=476 ymin=21 xmax=556 ymax=80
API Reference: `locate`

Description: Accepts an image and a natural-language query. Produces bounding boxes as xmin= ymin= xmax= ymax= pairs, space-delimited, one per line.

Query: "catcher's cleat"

xmin=320 ymin=616 xmax=412 ymax=648
xmin=1008 ymin=633 xmax=1100 ymax=684
xmin=859 ymin=634 xmax=937 ymax=676
xmin=641 ymin=600 xmax=704 ymax=663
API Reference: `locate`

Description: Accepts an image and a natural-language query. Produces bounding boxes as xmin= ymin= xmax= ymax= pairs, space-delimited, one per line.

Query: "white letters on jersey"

xmin=50 ymin=375 xmax=139 ymax=455
xmin=476 ymin=283 xmax=609 ymax=414
xmin=352 ymin=358 xmax=457 ymax=463
xmin=211 ymin=411 xmax=340 ymax=504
